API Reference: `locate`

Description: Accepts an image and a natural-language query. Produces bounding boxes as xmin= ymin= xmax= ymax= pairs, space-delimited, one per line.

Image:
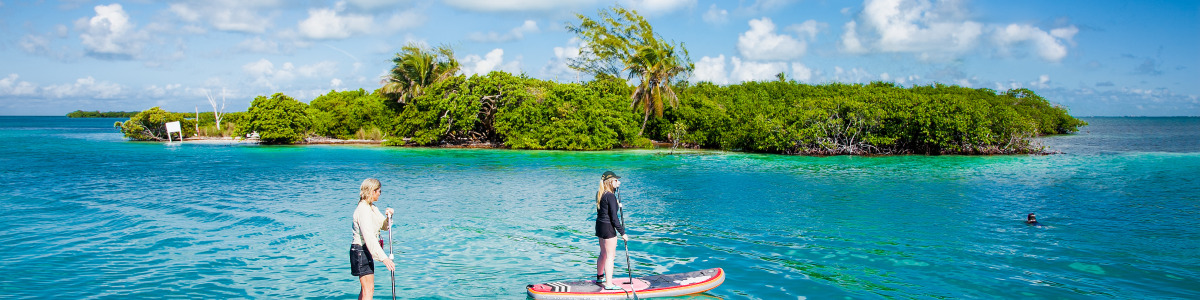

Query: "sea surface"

xmin=0 ymin=116 xmax=1197 ymax=299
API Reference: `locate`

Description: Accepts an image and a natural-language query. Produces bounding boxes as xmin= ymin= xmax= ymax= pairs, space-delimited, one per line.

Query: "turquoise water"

xmin=0 ymin=116 xmax=1197 ymax=299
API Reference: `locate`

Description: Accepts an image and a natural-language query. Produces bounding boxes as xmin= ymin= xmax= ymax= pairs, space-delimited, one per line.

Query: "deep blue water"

xmin=0 ymin=116 xmax=1197 ymax=299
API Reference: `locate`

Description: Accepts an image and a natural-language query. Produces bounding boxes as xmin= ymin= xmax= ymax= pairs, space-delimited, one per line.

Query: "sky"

xmin=1 ymin=0 xmax=1197 ymax=116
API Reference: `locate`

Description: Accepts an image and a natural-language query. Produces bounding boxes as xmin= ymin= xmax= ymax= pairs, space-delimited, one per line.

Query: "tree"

xmin=380 ymin=43 xmax=461 ymax=105
xmin=206 ymin=88 xmax=228 ymax=131
xmin=116 ymin=107 xmax=196 ymax=141
xmin=239 ymin=93 xmax=310 ymax=144
xmin=568 ymin=5 xmax=693 ymax=136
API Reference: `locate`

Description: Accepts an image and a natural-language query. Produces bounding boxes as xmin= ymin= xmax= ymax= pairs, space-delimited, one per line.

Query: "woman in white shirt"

xmin=350 ymin=178 xmax=395 ymax=300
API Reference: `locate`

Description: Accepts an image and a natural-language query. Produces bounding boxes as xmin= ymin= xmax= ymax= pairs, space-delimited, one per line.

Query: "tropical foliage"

xmin=68 ymin=110 xmax=139 ymax=118
xmin=238 ymin=93 xmax=311 ymax=144
xmin=115 ymin=107 xmax=196 ymax=141
xmin=307 ymin=89 xmax=395 ymax=140
xmin=568 ymin=5 xmax=693 ymax=135
xmin=380 ymin=43 xmax=461 ymax=105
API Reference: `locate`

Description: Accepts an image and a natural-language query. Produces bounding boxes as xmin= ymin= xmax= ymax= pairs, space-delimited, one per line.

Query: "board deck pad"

xmin=528 ymin=268 xmax=724 ymax=299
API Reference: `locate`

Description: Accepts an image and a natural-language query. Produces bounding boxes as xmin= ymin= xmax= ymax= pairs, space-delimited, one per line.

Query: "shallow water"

xmin=0 ymin=117 xmax=1197 ymax=299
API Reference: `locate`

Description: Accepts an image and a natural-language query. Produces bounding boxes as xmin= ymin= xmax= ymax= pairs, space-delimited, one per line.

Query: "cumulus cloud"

xmin=693 ymin=55 xmax=730 ymax=84
xmin=168 ymin=0 xmax=275 ymax=34
xmin=693 ymin=55 xmax=814 ymax=84
xmin=843 ymin=0 xmax=1077 ymax=62
xmin=730 ymin=57 xmax=789 ymax=82
xmin=43 ymin=76 xmax=123 ymax=99
xmin=620 ymin=0 xmax=697 ymax=15
xmin=298 ymin=8 xmax=375 ymax=39
xmin=841 ymin=0 xmax=982 ymax=60
xmin=237 ymin=37 xmax=280 ymax=54
xmin=468 ymin=20 xmax=539 ymax=43
xmin=442 ymin=0 xmax=598 ymax=12
xmin=462 ymin=49 xmax=522 ymax=76
xmin=991 ymin=24 xmax=1076 ymax=62
xmin=541 ymin=38 xmax=584 ymax=81
xmin=0 ymin=74 xmax=40 ymax=96
xmin=75 ymin=3 xmax=149 ymax=59
xmin=738 ymin=18 xmax=809 ymax=61
xmin=702 ymin=4 xmax=729 ymax=24
xmin=242 ymin=59 xmax=338 ymax=89
xmin=791 ymin=62 xmax=813 ymax=82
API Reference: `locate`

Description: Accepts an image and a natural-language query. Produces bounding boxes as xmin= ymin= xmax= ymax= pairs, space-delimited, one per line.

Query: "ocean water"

xmin=0 ymin=116 xmax=1197 ymax=299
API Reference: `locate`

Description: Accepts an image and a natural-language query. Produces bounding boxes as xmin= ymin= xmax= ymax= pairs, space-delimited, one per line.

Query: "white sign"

xmin=165 ymin=121 xmax=182 ymax=141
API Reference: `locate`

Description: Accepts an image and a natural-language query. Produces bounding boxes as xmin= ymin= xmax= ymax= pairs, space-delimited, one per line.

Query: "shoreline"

xmin=174 ymin=136 xmax=1059 ymax=155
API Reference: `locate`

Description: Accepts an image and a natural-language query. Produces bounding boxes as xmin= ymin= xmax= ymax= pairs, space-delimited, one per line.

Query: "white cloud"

xmin=738 ymin=18 xmax=807 ymax=61
xmin=832 ymin=66 xmax=877 ymax=83
xmin=1031 ymin=74 xmax=1050 ymax=88
xmin=468 ymin=20 xmax=539 ymax=43
xmin=693 ymin=55 xmax=729 ymax=84
xmin=787 ymin=20 xmax=824 ymax=40
xmin=42 ymin=76 xmax=123 ymax=99
xmin=75 ymin=4 xmax=148 ymax=58
xmin=791 ymin=62 xmax=813 ymax=82
xmin=242 ymin=59 xmax=337 ymax=89
xmin=298 ymin=8 xmax=375 ymax=39
xmin=840 ymin=21 xmax=867 ymax=54
xmin=384 ymin=9 xmax=426 ymax=31
xmin=620 ymin=0 xmax=697 ymax=15
xmin=842 ymin=0 xmax=983 ymax=60
xmin=144 ymin=83 xmax=183 ymax=98
xmin=462 ymin=49 xmax=522 ymax=76
xmin=702 ymin=4 xmax=728 ymax=24
xmin=730 ymin=57 xmax=789 ymax=82
xmin=541 ymin=38 xmax=584 ymax=81
xmin=168 ymin=0 xmax=276 ymax=34
xmin=736 ymin=0 xmax=795 ymax=16
xmin=442 ymin=0 xmax=598 ymax=12
xmin=992 ymin=24 xmax=1075 ymax=62
xmin=0 ymin=74 xmax=39 ymax=96
xmin=331 ymin=78 xmax=343 ymax=89
xmin=237 ymin=37 xmax=280 ymax=54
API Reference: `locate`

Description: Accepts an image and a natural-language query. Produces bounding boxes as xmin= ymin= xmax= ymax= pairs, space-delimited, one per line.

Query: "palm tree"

xmin=626 ymin=41 xmax=691 ymax=136
xmin=568 ymin=6 xmax=693 ymax=136
xmin=380 ymin=43 xmax=460 ymax=104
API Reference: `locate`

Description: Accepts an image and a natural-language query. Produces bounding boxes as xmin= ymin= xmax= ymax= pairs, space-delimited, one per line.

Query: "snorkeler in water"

xmin=1026 ymin=213 xmax=1041 ymax=226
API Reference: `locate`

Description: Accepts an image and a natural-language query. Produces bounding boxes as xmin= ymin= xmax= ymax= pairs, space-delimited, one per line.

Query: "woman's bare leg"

xmin=359 ymin=274 xmax=374 ymax=300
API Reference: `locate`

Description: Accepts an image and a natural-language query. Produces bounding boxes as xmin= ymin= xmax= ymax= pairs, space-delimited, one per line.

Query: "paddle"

xmin=388 ymin=213 xmax=396 ymax=300
xmin=615 ymin=189 xmax=639 ymax=300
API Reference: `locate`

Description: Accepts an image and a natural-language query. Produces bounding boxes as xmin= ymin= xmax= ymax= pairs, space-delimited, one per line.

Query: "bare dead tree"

xmin=206 ymin=88 xmax=228 ymax=131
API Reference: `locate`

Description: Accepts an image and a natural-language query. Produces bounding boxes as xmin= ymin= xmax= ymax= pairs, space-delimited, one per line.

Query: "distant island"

xmin=67 ymin=110 xmax=139 ymax=118
xmin=106 ymin=6 xmax=1086 ymax=155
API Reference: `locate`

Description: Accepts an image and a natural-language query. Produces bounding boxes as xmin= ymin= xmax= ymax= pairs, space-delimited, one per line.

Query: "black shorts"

xmin=350 ymin=244 xmax=374 ymax=276
xmin=595 ymin=221 xmax=617 ymax=239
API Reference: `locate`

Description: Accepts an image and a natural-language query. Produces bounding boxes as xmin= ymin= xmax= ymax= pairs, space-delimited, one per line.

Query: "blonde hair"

xmin=359 ymin=178 xmax=381 ymax=203
xmin=596 ymin=178 xmax=616 ymax=209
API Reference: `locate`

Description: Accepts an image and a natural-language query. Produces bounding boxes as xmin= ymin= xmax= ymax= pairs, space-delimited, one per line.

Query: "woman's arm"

xmin=607 ymin=193 xmax=625 ymax=236
xmin=356 ymin=211 xmax=389 ymax=262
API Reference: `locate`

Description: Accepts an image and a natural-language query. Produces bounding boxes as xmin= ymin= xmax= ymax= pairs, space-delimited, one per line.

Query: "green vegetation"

xmin=568 ymin=6 xmax=693 ymax=135
xmin=67 ymin=110 xmax=138 ymax=118
xmin=238 ymin=93 xmax=310 ymax=144
xmin=111 ymin=6 xmax=1085 ymax=155
xmin=114 ymin=107 xmax=195 ymax=141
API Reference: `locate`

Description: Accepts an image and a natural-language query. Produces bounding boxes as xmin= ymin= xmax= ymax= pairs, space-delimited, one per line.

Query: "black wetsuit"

xmin=595 ymin=191 xmax=625 ymax=239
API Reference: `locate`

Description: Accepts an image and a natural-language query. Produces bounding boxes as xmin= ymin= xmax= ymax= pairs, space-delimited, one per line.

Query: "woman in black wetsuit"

xmin=594 ymin=171 xmax=628 ymax=290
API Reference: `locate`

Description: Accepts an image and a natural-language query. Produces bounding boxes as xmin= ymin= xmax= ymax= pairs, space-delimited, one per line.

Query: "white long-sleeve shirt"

xmin=351 ymin=201 xmax=390 ymax=261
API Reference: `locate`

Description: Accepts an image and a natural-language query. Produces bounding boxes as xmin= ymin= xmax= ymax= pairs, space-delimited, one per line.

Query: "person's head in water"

xmin=596 ymin=171 xmax=621 ymax=208
xmin=1026 ymin=213 xmax=1038 ymax=224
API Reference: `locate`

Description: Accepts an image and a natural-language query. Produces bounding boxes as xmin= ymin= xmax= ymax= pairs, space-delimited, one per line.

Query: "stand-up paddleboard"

xmin=527 ymin=268 xmax=724 ymax=299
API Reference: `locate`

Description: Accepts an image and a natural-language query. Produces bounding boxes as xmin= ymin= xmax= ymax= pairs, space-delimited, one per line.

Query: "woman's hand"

xmin=383 ymin=258 xmax=396 ymax=272
xmin=385 ymin=208 xmax=394 ymax=217
xmin=621 ymin=234 xmax=629 ymax=242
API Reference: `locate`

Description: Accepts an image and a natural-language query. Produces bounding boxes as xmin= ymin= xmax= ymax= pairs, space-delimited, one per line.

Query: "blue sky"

xmin=1 ymin=0 xmax=1196 ymax=116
